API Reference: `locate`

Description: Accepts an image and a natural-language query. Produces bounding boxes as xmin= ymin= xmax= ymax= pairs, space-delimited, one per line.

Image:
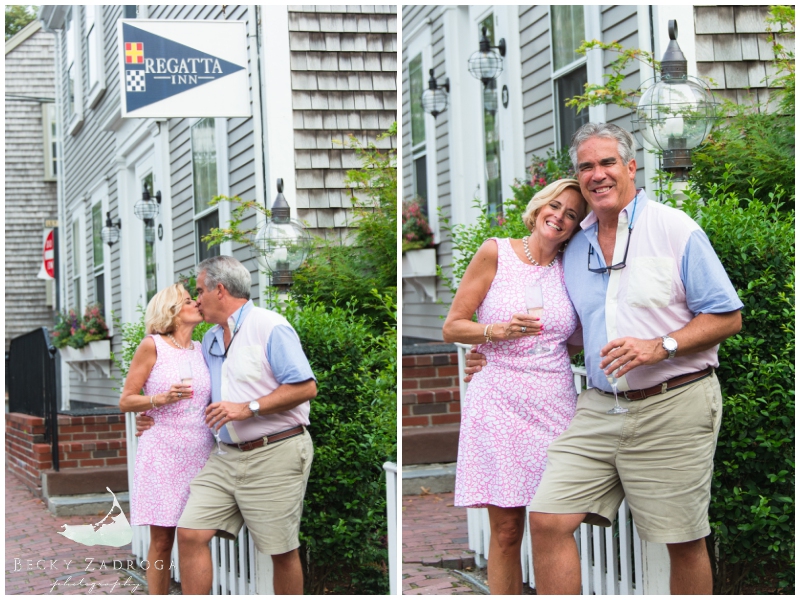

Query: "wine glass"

xmin=211 ymin=422 xmax=228 ymax=456
xmin=524 ymin=283 xmax=549 ymax=355
xmin=606 ymin=369 xmax=629 ymax=415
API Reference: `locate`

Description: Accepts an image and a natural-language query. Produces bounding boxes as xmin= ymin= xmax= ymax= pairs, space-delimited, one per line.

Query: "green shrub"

xmin=682 ymin=178 xmax=794 ymax=594
xmin=284 ymin=298 xmax=396 ymax=595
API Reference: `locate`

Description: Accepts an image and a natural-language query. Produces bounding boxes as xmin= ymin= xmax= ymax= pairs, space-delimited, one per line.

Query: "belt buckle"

xmin=661 ymin=382 xmax=668 ymax=394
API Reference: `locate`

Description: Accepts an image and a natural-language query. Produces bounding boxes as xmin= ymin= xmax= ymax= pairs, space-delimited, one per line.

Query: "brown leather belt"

xmin=599 ymin=367 xmax=714 ymax=401
xmin=224 ymin=425 xmax=305 ymax=452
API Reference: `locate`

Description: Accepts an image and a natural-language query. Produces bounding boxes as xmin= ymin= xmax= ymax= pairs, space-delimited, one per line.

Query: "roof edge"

xmin=5 ymin=19 xmax=43 ymax=55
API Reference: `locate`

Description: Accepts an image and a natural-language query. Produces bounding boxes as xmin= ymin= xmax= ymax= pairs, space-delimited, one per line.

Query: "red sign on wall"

xmin=38 ymin=228 xmax=55 ymax=280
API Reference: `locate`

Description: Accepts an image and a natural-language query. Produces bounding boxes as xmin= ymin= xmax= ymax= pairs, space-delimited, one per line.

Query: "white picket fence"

xmin=383 ymin=461 xmax=398 ymax=595
xmin=454 ymin=344 xmax=671 ymax=595
xmin=125 ymin=414 xmax=396 ymax=594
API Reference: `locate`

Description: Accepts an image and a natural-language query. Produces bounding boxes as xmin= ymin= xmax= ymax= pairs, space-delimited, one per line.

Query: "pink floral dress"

xmin=455 ymin=238 xmax=579 ymax=508
xmin=131 ymin=335 xmax=214 ymax=527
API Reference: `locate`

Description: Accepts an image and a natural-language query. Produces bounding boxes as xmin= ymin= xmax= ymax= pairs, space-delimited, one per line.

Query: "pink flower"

xmin=539 ymin=177 xmax=546 ymax=186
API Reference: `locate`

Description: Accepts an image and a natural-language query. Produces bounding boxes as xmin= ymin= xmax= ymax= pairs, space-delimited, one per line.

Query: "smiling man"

xmin=532 ymin=122 xmax=742 ymax=594
xmin=467 ymin=122 xmax=742 ymax=594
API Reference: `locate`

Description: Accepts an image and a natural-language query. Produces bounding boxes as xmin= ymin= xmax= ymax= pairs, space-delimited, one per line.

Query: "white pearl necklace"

xmin=523 ymin=236 xmax=557 ymax=268
xmin=166 ymin=334 xmax=190 ymax=349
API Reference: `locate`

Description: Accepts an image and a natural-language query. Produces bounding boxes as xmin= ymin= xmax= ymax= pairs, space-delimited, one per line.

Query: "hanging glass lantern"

xmin=134 ymin=184 xmax=160 ymax=223
xmin=468 ymin=26 xmax=506 ymax=86
xmin=100 ymin=212 xmax=121 ymax=247
xmin=421 ymin=69 xmax=449 ymax=118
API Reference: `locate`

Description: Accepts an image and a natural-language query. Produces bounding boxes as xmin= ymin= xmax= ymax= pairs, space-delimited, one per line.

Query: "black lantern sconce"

xmin=632 ymin=20 xmax=717 ymax=179
xmin=468 ymin=26 xmax=506 ymax=86
xmin=421 ymin=69 xmax=450 ymax=118
xmin=100 ymin=212 xmax=121 ymax=248
xmin=134 ymin=183 xmax=161 ymax=225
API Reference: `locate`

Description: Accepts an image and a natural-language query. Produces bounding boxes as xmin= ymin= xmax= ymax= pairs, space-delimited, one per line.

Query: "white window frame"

xmin=190 ymin=117 xmax=232 ymax=263
xmin=84 ymin=4 xmax=106 ymax=109
xmin=406 ymin=25 xmax=440 ymax=243
xmin=42 ymin=102 xmax=58 ymax=181
xmin=88 ymin=180 xmax=112 ymax=332
xmin=549 ymin=5 xmax=589 ymax=150
xmin=65 ymin=8 xmax=84 ymax=135
xmin=70 ymin=207 xmax=87 ymax=312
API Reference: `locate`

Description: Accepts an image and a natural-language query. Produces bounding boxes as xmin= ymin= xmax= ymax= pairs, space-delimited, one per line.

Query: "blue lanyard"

xmin=220 ymin=306 xmax=244 ymax=360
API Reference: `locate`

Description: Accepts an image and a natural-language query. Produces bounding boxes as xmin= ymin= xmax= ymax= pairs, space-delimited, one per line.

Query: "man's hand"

xmin=135 ymin=413 xmax=155 ymax=437
xmin=205 ymin=401 xmax=252 ymax=431
xmin=600 ymin=337 xmax=665 ymax=378
xmin=463 ymin=348 xmax=488 ymax=383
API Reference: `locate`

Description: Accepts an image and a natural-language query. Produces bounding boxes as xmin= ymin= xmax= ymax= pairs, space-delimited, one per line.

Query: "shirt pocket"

xmin=232 ymin=345 xmax=263 ymax=382
xmin=626 ymin=257 xmax=674 ymax=308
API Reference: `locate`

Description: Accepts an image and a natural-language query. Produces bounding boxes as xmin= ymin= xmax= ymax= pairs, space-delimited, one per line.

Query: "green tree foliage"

xmin=5 ymin=5 xmax=36 ymax=40
xmin=681 ymin=173 xmax=794 ymax=594
xmin=291 ymin=124 xmax=397 ymax=332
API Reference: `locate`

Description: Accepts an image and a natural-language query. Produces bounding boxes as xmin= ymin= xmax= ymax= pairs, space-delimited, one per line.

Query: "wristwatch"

xmin=661 ymin=335 xmax=678 ymax=359
xmin=248 ymin=400 xmax=260 ymax=417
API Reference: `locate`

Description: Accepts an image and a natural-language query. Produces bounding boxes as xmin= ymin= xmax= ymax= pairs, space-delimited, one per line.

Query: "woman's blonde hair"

xmin=144 ymin=283 xmax=187 ymax=335
xmin=521 ymin=179 xmax=587 ymax=232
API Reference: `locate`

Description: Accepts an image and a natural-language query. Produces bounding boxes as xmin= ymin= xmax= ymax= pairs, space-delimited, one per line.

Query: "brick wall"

xmin=5 ymin=413 xmax=127 ymax=496
xmin=402 ymin=353 xmax=461 ymax=427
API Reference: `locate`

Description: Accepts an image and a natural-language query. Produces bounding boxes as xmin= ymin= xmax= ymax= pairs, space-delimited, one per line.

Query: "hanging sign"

xmin=37 ymin=228 xmax=55 ymax=280
xmin=118 ymin=20 xmax=250 ymax=118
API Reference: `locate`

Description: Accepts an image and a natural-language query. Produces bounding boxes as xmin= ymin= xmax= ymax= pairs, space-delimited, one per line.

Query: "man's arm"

xmin=205 ymin=380 xmax=317 ymax=430
xmin=600 ymin=310 xmax=742 ymax=378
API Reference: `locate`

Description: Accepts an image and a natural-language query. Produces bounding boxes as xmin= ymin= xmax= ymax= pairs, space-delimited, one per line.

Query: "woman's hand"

xmin=499 ymin=312 xmax=543 ymax=341
xmin=163 ymin=383 xmax=193 ymax=404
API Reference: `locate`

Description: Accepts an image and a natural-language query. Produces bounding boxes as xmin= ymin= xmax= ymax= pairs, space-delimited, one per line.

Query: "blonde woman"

xmin=442 ymin=180 xmax=587 ymax=594
xmin=120 ymin=284 xmax=214 ymax=595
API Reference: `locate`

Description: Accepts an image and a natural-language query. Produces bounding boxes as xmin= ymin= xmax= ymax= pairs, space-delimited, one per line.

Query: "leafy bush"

xmin=681 ymin=175 xmax=794 ymax=594
xmin=291 ymin=125 xmax=397 ymax=332
xmin=284 ymin=297 xmax=396 ymax=595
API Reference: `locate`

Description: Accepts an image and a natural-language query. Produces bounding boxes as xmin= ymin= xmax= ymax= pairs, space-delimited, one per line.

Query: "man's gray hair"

xmin=198 ymin=255 xmax=251 ymax=299
xmin=569 ymin=122 xmax=636 ymax=171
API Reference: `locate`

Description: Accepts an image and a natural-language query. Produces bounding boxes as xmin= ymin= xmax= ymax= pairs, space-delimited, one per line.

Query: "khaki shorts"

xmin=178 ymin=429 xmax=314 ymax=555
xmin=530 ymin=374 xmax=722 ymax=544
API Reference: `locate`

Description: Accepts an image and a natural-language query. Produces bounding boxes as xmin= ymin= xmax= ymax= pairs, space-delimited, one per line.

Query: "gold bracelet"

xmin=483 ymin=324 xmax=490 ymax=343
xmin=487 ymin=323 xmax=494 ymax=344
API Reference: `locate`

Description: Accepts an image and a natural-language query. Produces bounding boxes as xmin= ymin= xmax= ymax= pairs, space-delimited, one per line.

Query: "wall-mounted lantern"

xmin=134 ymin=183 xmax=161 ymax=224
xmin=421 ymin=69 xmax=449 ymax=118
xmin=100 ymin=212 xmax=121 ymax=247
xmin=468 ymin=26 xmax=506 ymax=86
xmin=252 ymin=179 xmax=312 ymax=289
xmin=633 ymin=20 xmax=717 ymax=179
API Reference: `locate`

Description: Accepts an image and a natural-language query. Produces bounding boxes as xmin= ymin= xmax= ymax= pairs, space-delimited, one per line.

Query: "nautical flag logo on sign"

xmin=118 ymin=20 xmax=250 ymax=118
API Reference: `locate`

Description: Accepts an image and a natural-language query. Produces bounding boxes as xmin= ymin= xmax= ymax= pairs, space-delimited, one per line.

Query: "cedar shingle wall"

xmin=695 ymin=5 xmax=794 ymax=108
xmin=5 ymin=27 xmax=58 ymax=352
xmin=288 ymin=6 xmax=398 ymax=241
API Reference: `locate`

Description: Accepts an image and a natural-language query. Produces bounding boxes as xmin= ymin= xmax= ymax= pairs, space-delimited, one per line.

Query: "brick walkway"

xmin=402 ymin=492 xmax=483 ymax=595
xmin=5 ymin=470 xmax=147 ymax=595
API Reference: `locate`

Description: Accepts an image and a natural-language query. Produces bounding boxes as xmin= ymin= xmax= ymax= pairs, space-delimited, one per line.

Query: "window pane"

xmin=413 ymin=155 xmax=428 ymax=215
xmin=72 ymin=219 xmax=81 ymax=309
xmin=409 ymin=54 xmax=426 ymax=147
xmin=87 ymin=26 xmax=97 ymax=87
xmin=192 ymin=118 xmax=218 ymax=213
xmin=92 ymin=202 xmax=103 ymax=268
xmin=480 ymin=14 xmax=503 ymax=220
xmin=551 ymin=5 xmax=585 ymax=72
xmin=196 ymin=211 xmax=220 ymax=262
xmin=557 ymin=65 xmax=589 ymax=149
xmin=144 ymin=227 xmax=156 ymax=303
xmin=95 ymin=273 xmax=105 ymax=316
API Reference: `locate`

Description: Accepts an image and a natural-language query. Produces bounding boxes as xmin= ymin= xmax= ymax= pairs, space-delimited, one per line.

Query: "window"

xmin=65 ymin=10 xmax=76 ymax=116
xmin=480 ymin=14 xmax=503 ymax=219
xmin=42 ymin=102 xmax=58 ymax=180
xmin=550 ymin=6 xmax=589 ymax=148
xmin=191 ymin=118 xmax=220 ymax=262
xmin=71 ymin=218 xmax=82 ymax=310
xmin=142 ymin=173 xmax=157 ymax=303
xmin=409 ymin=53 xmax=428 ymax=215
xmin=91 ymin=202 xmax=105 ymax=315
xmin=84 ymin=5 xmax=105 ymax=107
